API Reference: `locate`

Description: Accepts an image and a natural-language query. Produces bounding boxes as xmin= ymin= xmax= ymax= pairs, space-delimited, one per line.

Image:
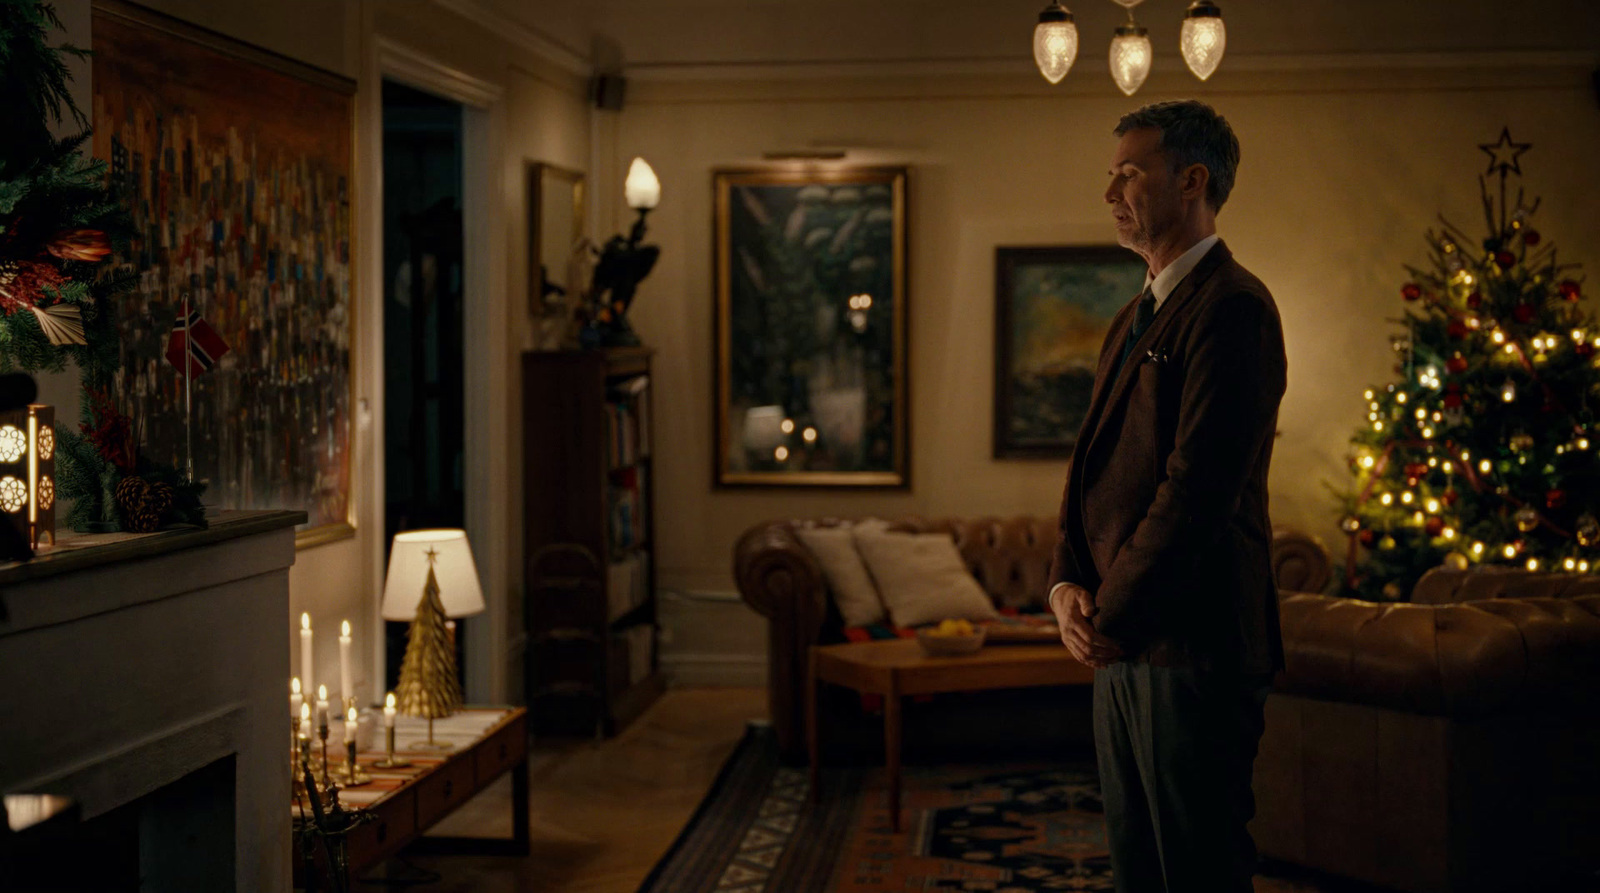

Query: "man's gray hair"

xmin=1114 ymin=100 xmax=1240 ymax=212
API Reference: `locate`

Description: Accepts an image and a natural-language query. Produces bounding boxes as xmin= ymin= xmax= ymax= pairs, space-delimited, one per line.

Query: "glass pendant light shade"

xmin=1109 ymin=22 xmax=1152 ymax=96
xmin=1032 ymin=2 xmax=1078 ymax=85
xmin=1180 ymin=0 xmax=1226 ymax=81
xmin=624 ymin=157 xmax=661 ymax=210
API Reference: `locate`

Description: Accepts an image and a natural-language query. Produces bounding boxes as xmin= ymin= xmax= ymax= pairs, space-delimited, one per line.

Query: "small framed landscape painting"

xmin=993 ymin=245 xmax=1146 ymax=459
xmin=713 ymin=166 xmax=909 ymax=488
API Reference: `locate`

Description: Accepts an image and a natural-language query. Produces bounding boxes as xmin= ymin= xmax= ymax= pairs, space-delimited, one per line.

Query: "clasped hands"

xmin=1049 ymin=583 xmax=1123 ymax=669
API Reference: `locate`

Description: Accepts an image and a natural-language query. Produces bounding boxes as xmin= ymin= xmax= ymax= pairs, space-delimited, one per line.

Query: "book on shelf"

xmin=605 ymin=552 xmax=651 ymax=623
xmin=607 ymin=464 xmax=647 ymax=554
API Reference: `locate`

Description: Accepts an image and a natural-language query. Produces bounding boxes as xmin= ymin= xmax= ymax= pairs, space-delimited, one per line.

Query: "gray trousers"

xmin=1093 ymin=661 xmax=1271 ymax=893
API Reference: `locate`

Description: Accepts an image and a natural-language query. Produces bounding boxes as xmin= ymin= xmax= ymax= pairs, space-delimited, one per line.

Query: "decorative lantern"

xmin=0 ymin=404 xmax=55 ymax=549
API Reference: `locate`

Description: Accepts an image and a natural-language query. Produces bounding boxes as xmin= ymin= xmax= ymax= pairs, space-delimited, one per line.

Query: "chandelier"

xmin=1033 ymin=0 xmax=1227 ymax=94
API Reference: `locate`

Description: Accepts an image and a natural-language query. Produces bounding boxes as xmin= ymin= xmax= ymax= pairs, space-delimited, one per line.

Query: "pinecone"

xmin=114 ymin=476 xmax=173 ymax=533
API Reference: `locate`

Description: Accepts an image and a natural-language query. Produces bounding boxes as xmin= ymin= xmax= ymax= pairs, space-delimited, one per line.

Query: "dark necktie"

xmin=1116 ymin=288 xmax=1157 ymax=377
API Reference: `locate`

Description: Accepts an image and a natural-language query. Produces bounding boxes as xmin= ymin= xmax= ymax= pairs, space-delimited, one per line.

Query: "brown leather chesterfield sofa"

xmin=1254 ymin=560 xmax=1600 ymax=891
xmin=734 ymin=517 xmax=1329 ymax=764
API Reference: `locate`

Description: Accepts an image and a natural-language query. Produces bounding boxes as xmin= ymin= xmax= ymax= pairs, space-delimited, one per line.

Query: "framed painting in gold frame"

xmin=91 ymin=0 xmax=357 ymax=548
xmin=713 ymin=167 xmax=908 ymax=488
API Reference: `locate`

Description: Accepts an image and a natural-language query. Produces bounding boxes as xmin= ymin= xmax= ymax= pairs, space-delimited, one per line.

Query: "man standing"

xmin=1046 ymin=100 xmax=1287 ymax=891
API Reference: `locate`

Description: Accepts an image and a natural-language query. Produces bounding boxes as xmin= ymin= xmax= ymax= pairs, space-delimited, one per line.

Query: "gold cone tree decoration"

xmin=394 ymin=562 xmax=463 ymax=718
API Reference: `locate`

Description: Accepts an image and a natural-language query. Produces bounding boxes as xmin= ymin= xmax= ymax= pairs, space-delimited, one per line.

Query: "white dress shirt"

xmin=1047 ymin=233 xmax=1220 ymax=614
xmin=1144 ymin=233 xmax=1219 ymax=312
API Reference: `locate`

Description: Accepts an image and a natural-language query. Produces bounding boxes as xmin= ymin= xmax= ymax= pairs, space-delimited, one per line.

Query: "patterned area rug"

xmin=637 ymin=723 xmax=1113 ymax=893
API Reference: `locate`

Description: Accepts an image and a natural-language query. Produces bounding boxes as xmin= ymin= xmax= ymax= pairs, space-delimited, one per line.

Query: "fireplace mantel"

xmin=0 ymin=510 xmax=305 ymax=891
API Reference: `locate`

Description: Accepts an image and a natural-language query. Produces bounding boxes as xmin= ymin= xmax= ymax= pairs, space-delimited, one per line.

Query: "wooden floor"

xmin=350 ymin=687 xmax=1367 ymax=893
xmin=354 ymin=687 xmax=767 ymax=893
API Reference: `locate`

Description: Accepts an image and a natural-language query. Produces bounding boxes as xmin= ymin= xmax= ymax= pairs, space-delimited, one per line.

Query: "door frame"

xmin=362 ymin=35 xmax=510 ymax=704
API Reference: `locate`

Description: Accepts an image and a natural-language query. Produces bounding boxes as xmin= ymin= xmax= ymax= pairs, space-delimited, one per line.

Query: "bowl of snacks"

xmin=916 ymin=618 xmax=987 ymax=657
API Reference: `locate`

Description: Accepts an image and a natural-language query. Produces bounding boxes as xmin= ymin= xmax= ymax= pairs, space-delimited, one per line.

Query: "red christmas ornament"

xmin=1494 ymin=251 xmax=1517 ymax=269
xmin=1358 ymin=529 xmax=1376 ymax=546
xmin=1425 ymin=517 xmax=1445 ymax=537
xmin=1577 ymin=343 xmax=1596 ymax=359
xmin=1446 ymin=320 xmax=1468 ymax=339
xmin=1446 ymin=353 xmax=1468 ymax=373
xmin=1559 ymin=279 xmax=1582 ymax=301
xmin=1466 ymin=291 xmax=1483 ymax=309
xmin=1547 ymin=489 xmax=1567 ymax=510
xmin=1443 ymin=389 xmax=1463 ymax=409
xmin=1512 ymin=303 xmax=1535 ymax=323
xmin=1522 ymin=229 xmax=1541 ymax=246
xmin=1404 ymin=462 xmax=1428 ymax=480
xmin=1442 ymin=489 xmax=1459 ymax=507
xmin=1401 ymin=283 xmax=1423 ymax=301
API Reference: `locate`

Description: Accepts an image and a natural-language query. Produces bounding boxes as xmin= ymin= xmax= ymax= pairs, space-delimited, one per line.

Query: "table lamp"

xmin=382 ymin=529 xmax=484 ymax=748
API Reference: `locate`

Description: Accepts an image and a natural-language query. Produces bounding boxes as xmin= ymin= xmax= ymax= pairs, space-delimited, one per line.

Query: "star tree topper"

xmin=1478 ymin=126 xmax=1531 ymax=178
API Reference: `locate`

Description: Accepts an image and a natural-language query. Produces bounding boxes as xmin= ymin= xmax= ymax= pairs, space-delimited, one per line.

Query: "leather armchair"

xmin=1255 ymin=559 xmax=1600 ymax=891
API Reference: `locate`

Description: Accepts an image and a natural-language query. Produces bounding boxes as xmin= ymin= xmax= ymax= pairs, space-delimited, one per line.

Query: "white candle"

xmin=344 ymin=705 xmax=358 ymax=744
xmin=290 ymin=677 xmax=303 ymax=723
xmin=338 ymin=620 xmax=353 ymax=707
xmin=316 ymin=684 xmax=330 ymax=732
xmin=298 ymin=702 xmax=312 ymax=740
xmin=384 ymin=692 xmax=397 ymax=729
xmin=299 ymin=613 xmax=314 ymax=700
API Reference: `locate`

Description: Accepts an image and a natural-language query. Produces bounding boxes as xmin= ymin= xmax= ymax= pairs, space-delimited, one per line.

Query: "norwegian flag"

xmin=165 ymin=302 xmax=230 ymax=377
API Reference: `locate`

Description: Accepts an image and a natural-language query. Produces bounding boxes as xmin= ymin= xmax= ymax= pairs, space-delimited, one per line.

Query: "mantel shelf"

xmin=0 ymin=509 xmax=307 ymax=588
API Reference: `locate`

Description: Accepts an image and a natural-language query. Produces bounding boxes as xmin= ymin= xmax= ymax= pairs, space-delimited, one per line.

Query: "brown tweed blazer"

xmin=1048 ymin=240 xmax=1287 ymax=675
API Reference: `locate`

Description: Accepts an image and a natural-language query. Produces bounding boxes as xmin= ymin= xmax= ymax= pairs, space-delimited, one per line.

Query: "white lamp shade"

xmin=1032 ymin=12 xmax=1078 ymax=84
xmin=1109 ymin=27 xmax=1153 ymax=96
xmin=1180 ymin=14 xmax=1226 ymax=80
xmin=382 ymin=529 xmax=485 ymax=619
xmin=624 ymin=157 xmax=661 ymax=210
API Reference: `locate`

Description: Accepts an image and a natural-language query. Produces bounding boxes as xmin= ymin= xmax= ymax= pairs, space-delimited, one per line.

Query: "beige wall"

xmin=609 ymin=59 xmax=1600 ymax=601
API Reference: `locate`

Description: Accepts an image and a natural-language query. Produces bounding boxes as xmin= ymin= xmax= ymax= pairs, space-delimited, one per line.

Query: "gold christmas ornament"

xmin=1514 ymin=506 xmax=1540 ymax=533
xmin=1340 ymin=515 xmax=1361 ymax=533
xmin=1382 ymin=581 xmax=1403 ymax=600
xmin=1577 ymin=514 xmax=1600 ymax=549
xmin=1443 ymin=552 xmax=1470 ymax=571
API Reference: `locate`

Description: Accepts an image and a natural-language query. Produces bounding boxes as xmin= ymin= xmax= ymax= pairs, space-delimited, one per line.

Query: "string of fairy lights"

xmin=1339 ymin=129 xmax=1597 ymax=597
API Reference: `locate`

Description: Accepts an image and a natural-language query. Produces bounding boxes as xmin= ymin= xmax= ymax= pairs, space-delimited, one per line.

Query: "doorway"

xmin=381 ymin=79 xmax=466 ymax=690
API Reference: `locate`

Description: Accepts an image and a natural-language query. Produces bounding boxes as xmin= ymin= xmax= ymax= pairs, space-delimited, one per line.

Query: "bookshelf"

xmin=522 ymin=346 xmax=663 ymax=736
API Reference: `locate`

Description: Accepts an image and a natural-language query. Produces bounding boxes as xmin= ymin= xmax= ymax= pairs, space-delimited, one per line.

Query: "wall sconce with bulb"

xmin=1033 ymin=0 xmax=1227 ymax=94
xmin=584 ymin=157 xmax=662 ymax=348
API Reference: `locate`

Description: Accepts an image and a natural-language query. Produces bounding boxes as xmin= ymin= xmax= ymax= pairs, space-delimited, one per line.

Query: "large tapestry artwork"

xmin=714 ymin=167 xmax=908 ymax=488
xmin=993 ymin=245 xmax=1146 ymax=459
xmin=91 ymin=1 xmax=356 ymax=544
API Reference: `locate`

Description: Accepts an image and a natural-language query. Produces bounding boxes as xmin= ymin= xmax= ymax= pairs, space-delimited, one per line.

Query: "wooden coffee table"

xmin=806 ymin=638 xmax=1094 ymax=830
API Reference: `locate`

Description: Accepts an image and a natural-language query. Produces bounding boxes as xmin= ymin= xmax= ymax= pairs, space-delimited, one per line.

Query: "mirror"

xmin=527 ymin=162 xmax=586 ymax=349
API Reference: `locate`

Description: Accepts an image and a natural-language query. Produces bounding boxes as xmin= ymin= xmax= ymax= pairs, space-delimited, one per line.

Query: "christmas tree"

xmin=1336 ymin=128 xmax=1597 ymax=601
xmin=395 ymin=554 xmax=464 ymax=719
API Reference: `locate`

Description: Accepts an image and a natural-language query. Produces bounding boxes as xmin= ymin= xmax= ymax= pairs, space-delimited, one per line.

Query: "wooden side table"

xmin=807 ymin=639 xmax=1094 ymax=831
xmin=293 ymin=707 xmax=529 ymax=883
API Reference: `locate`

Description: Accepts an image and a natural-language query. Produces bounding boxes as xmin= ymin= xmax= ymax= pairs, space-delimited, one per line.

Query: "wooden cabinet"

xmin=522 ymin=347 xmax=664 ymax=736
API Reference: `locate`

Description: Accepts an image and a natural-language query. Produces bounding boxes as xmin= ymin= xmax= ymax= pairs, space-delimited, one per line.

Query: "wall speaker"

xmin=591 ymin=74 xmax=627 ymax=111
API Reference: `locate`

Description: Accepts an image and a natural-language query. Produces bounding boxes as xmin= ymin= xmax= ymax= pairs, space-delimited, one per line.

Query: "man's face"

xmin=1105 ymin=127 xmax=1184 ymax=256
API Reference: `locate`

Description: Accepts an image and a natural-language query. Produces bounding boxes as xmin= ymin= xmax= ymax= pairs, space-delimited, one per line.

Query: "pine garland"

xmin=1 ymin=2 xmax=204 ymax=535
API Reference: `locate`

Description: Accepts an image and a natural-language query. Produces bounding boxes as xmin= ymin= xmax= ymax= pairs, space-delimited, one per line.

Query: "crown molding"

xmin=625 ymin=49 xmax=1597 ymax=84
xmin=428 ymin=0 xmax=591 ymax=76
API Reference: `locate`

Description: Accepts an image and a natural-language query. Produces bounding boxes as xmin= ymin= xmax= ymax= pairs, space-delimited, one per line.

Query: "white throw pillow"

xmin=853 ymin=529 xmax=1000 ymax=628
xmin=795 ymin=524 xmax=887 ymax=627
